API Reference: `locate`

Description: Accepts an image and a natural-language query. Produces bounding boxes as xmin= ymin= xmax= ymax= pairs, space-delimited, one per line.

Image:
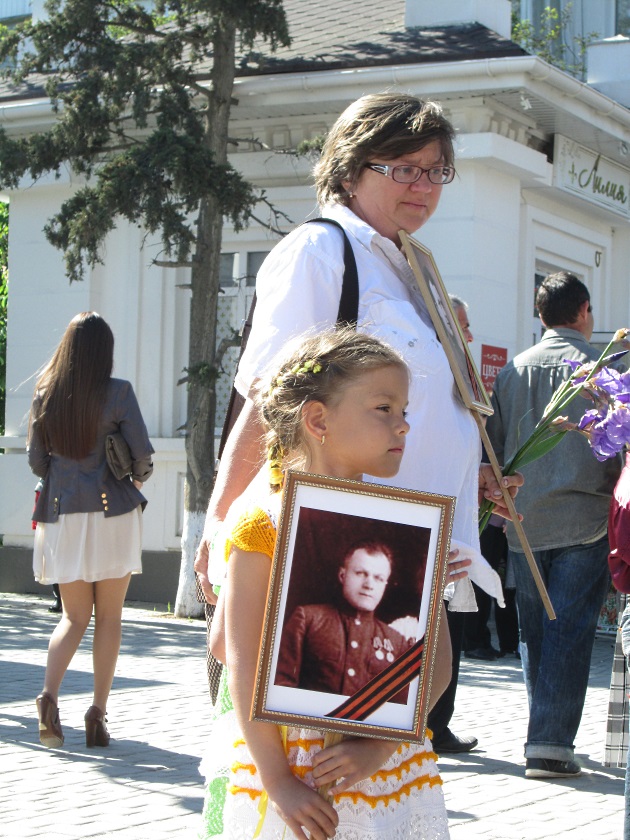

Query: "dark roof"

xmin=235 ymin=0 xmax=527 ymax=76
xmin=0 ymin=0 xmax=527 ymax=102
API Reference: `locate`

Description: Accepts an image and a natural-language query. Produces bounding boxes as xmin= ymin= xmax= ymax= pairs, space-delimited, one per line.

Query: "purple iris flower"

xmin=564 ymin=359 xmax=581 ymax=371
xmin=578 ymin=408 xmax=604 ymax=431
xmin=578 ymin=405 xmax=627 ymax=461
xmin=604 ymin=405 xmax=630 ymax=447
xmin=602 ymin=369 xmax=630 ymax=404
xmin=591 ymin=367 xmax=623 ymax=396
xmin=617 ymin=371 xmax=630 ymax=404
xmin=591 ymin=367 xmax=630 ymax=403
xmin=564 ymin=359 xmax=591 ymax=383
xmin=580 ymin=403 xmax=630 ymax=461
xmin=603 ymin=349 xmax=630 ymax=366
xmin=590 ymin=422 xmax=622 ymax=460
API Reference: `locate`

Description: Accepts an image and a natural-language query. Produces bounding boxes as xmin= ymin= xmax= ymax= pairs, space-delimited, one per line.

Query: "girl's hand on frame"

xmin=267 ymin=774 xmax=339 ymax=840
xmin=447 ymin=547 xmax=472 ymax=583
xmin=311 ymin=737 xmax=398 ymax=796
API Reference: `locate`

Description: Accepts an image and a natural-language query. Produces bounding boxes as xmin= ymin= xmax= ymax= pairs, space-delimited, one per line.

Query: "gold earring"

xmin=321 ymin=435 xmax=325 ymax=446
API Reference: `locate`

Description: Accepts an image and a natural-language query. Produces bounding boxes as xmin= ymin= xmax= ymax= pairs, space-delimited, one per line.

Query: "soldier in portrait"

xmin=275 ymin=539 xmax=411 ymax=701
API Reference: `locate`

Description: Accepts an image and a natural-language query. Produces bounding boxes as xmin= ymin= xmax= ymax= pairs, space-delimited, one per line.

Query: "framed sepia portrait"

xmin=400 ymin=230 xmax=494 ymax=416
xmin=252 ymin=471 xmax=455 ymax=743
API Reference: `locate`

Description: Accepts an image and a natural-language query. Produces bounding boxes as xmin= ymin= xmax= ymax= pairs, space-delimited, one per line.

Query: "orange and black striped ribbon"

xmin=326 ymin=637 xmax=425 ymax=721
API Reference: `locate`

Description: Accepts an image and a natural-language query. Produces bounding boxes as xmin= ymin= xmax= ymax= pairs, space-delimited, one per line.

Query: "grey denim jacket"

xmin=28 ymin=378 xmax=154 ymax=523
xmin=485 ymin=328 xmax=622 ymax=552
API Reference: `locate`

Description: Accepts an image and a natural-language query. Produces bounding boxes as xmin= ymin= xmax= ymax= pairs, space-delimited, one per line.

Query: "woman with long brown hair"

xmin=28 ymin=312 xmax=153 ymax=749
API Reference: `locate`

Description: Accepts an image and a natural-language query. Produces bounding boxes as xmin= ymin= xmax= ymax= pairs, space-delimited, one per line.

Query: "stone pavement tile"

xmin=1 ymin=593 xmax=209 ymax=840
xmin=1 ymin=593 xmax=626 ymax=839
xmin=564 ymin=814 xmax=625 ymax=837
xmin=445 ymin=631 xmax=623 ymax=839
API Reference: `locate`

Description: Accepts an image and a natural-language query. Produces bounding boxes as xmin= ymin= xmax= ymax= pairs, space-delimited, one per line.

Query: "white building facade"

xmin=1 ymin=0 xmax=630 ymax=599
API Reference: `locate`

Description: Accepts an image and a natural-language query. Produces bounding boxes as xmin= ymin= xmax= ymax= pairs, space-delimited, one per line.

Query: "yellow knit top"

xmin=224 ymin=505 xmax=276 ymax=563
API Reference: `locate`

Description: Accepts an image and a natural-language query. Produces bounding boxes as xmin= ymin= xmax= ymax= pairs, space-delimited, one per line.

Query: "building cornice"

xmin=2 ymin=56 xmax=630 ymax=162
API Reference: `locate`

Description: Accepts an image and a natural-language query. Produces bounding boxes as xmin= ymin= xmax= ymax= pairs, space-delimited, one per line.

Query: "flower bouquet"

xmin=479 ymin=328 xmax=630 ymax=534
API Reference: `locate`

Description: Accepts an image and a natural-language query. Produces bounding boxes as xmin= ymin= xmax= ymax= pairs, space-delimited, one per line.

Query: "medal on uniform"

xmin=373 ymin=637 xmax=384 ymax=660
xmin=384 ymin=638 xmax=395 ymax=662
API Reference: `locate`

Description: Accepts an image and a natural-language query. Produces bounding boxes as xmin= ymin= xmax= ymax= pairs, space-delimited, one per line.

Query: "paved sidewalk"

xmin=444 ymin=636 xmax=624 ymax=839
xmin=1 ymin=592 xmax=625 ymax=839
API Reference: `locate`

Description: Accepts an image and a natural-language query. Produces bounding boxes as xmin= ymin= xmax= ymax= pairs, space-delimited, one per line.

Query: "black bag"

xmin=216 ymin=217 xmax=359 ymax=462
xmin=105 ymin=432 xmax=133 ymax=480
xmin=199 ymin=219 xmax=359 ymax=694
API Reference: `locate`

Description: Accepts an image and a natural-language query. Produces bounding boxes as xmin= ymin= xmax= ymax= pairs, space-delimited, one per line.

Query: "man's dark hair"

xmin=535 ymin=271 xmax=590 ymax=327
xmin=341 ymin=539 xmax=394 ymax=569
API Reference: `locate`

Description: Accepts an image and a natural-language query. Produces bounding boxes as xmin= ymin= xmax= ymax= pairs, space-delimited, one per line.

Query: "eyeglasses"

xmin=364 ymin=162 xmax=456 ymax=185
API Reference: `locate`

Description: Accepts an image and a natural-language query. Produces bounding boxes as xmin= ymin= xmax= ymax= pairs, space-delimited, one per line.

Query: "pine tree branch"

xmin=153 ymin=259 xmax=194 ymax=268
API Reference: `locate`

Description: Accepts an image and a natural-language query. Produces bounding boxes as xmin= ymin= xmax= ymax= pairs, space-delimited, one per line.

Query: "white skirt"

xmin=200 ymin=709 xmax=450 ymax=840
xmin=33 ymin=508 xmax=143 ymax=585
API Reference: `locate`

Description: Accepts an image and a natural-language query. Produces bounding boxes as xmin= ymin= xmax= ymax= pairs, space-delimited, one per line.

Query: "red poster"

xmin=481 ymin=344 xmax=508 ymax=393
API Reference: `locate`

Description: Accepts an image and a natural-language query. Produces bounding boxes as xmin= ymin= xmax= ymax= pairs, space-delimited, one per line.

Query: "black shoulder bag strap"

xmin=304 ymin=217 xmax=359 ymax=326
xmin=217 ymin=217 xmax=359 ymax=460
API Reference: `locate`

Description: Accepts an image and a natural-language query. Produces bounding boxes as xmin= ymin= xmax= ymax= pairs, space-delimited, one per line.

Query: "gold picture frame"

xmin=400 ymin=231 xmax=493 ymax=416
xmin=252 ymin=471 xmax=455 ymax=743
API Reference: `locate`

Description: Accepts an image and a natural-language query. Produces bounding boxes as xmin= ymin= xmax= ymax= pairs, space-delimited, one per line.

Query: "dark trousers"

xmin=427 ymin=606 xmax=465 ymax=740
xmin=464 ymin=584 xmax=519 ymax=652
xmin=495 ymin=589 xmax=519 ymax=652
xmin=464 ymin=523 xmax=519 ymax=654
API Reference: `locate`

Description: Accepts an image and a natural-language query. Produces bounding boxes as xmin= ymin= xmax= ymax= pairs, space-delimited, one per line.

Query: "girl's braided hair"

xmin=258 ymin=327 xmax=407 ymax=488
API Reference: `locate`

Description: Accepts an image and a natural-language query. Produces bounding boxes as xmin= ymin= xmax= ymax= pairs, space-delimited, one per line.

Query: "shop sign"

xmin=554 ymin=135 xmax=630 ymax=219
xmin=481 ymin=344 xmax=508 ymax=393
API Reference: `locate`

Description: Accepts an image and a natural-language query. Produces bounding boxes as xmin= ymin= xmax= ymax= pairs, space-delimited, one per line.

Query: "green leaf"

xmin=508 ymin=430 xmax=567 ymax=471
xmin=0 ymin=0 xmax=289 ymax=278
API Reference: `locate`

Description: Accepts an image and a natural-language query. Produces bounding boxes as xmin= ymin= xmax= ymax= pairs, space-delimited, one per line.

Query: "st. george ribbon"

xmin=326 ymin=637 xmax=424 ymax=722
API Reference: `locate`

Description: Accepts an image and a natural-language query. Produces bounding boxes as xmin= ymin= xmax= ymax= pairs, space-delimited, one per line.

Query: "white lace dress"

xmin=199 ymin=501 xmax=450 ymax=840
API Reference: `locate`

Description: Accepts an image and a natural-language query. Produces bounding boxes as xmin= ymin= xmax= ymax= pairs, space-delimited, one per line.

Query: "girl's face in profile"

xmin=312 ymin=363 xmax=410 ymax=481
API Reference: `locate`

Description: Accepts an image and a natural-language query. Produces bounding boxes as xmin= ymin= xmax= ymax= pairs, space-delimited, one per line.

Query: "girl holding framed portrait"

xmin=200 ymin=329 xmax=470 ymax=840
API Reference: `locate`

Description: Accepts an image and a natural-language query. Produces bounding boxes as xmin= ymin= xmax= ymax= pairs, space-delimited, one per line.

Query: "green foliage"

xmin=43 ymin=131 xmax=256 ymax=280
xmin=512 ymin=2 xmax=598 ymax=79
xmin=182 ymin=361 xmax=220 ymax=387
xmin=0 ymin=0 xmax=290 ymax=281
xmin=295 ymin=136 xmax=326 ymax=156
xmin=0 ymin=201 xmax=7 ymax=437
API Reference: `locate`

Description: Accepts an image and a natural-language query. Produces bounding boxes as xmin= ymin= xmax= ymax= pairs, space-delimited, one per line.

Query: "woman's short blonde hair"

xmin=314 ymin=92 xmax=455 ymax=207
